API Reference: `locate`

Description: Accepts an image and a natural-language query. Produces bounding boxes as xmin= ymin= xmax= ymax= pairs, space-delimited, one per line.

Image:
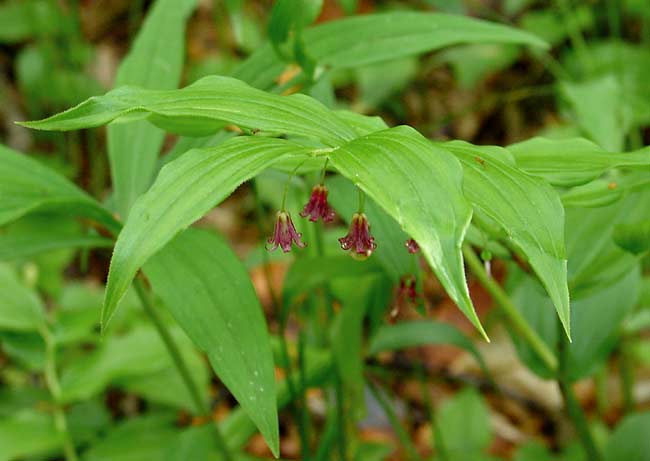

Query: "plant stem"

xmin=417 ymin=367 xmax=448 ymax=461
xmin=558 ymin=329 xmax=602 ymax=461
xmin=39 ymin=325 xmax=78 ymax=461
xmin=462 ymin=245 xmax=558 ymax=372
xmin=367 ymin=379 xmax=421 ymax=461
xmin=133 ymin=278 xmax=233 ymax=461
xmin=555 ymin=0 xmax=591 ymax=73
xmin=620 ymin=339 xmax=635 ymax=414
xmin=251 ymin=180 xmax=310 ymax=459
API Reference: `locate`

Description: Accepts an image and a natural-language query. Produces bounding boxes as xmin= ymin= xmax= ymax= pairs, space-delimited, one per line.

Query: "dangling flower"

xmin=390 ymin=274 xmax=419 ymax=319
xmin=300 ymin=184 xmax=335 ymax=223
xmin=339 ymin=213 xmax=376 ymax=259
xmin=405 ymin=238 xmax=420 ymax=254
xmin=267 ymin=211 xmax=306 ymax=253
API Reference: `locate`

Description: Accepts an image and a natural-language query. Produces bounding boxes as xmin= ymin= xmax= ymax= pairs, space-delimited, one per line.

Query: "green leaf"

xmin=83 ymin=414 xmax=180 ymax=461
xmin=20 ymin=75 xmax=356 ymax=145
xmin=234 ymin=11 xmax=548 ymax=89
xmin=566 ymin=194 xmax=648 ymax=298
xmin=0 ymin=410 xmax=61 ymax=460
xmin=508 ymin=137 xmax=650 ymax=187
xmin=0 ymin=214 xmax=112 ymax=261
xmin=60 ymin=325 xmax=206 ymax=408
xmin=108 ymin=0 xmax=198 ymax=218
xmin=143 ymin=229 xmax=279 ymax=457
xmin=0 ymin=144 xmax=119 ymax=232
xmin=604 ymin=412 xmax=650 ymax=461
xmin=509 ymin=268 xmax=640 ymax=380
xmin=561 ymin=76 xmax=631 ymax=152
xmin=0 ymin=0 xmax=62 ymax=43
xmin=0 ymin=264 xmax=45 ymax=331
xmin=441 ymin=140 xmax=570 ymax=338
xmin=328 ymin=126 xmax=486 ymax=339
xmin=282 ymin=254 xmax=383 ymax=308
xmin=101 ymin=136 xmax=309 ymax=330
xmin=368 ymin=320 xmax=488 ymax=375
xmin=438 ymin=388 xmax=492 ymax=458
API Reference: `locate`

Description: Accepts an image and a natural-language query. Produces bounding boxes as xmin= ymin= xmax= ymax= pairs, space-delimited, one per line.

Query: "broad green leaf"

xmin=508 ymin=137 xmax=650 ymax=187
xmin=101 ymin=137 xmax=309 ymax=330
xmin=108 ymin=0 xmax=198 ymax=218
xmin=327 ymin=176 xmax=411 ymax=282
xmin=0 ymin=214 xmax=112 ymax=261
xmin=0 ymin=410 xmax=61 ymax=460
xmin=234 ymin=11 xmax=548 ymax=89
xmin=0 ymin=264 xmax=45 ymax=331
xmin=60 ymin=325 xmax=206 ymax=408
xmin=143 ymin=229 xmax=279 ymax=457
xmin=438 ymin=388 xmax=492 ymax=459
xmin=604 ymin=412 xmax=650 ymax=461
xmin=20 ymin=75 xmax=356 ymax=145
xmin=441 ymin=140 xmax=570 ymax=338
xmin=220 ymin=341 xmax=333 ymax=450
xmin=329 ymin=126 xmax=485 ymax=338
xmin=368 ymin=320 xmax=488 ymax=375
xmin=0 ymin=144 xmax=119 ymax=233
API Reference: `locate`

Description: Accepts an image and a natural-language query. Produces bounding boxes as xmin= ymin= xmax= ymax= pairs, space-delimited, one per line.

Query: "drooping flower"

xmin=300 ymin=184 xmax=335 ymax=223
xmin=266 ymin=211 xmax=306 ymax=253
xmin=339 ymin=212 xmax=376 ymax=259
xmin=405 ymin=238 xmax=420 ymax=254
xmin=390 ymin=274 xmax=419 ymax=319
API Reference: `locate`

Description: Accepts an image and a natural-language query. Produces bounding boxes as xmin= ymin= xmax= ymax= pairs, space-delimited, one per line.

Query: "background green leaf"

xmin=107 ymin=0 xmax=198 ymax=218
xmin=144 ymin=229 xmax=279 ymax=457
xmin=0 ymin=144 xmax=118 ymax=232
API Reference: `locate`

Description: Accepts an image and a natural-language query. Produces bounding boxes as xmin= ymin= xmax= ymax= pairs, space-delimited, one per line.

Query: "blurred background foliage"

xmin=1 ymin=1 xmax=650 ymax=461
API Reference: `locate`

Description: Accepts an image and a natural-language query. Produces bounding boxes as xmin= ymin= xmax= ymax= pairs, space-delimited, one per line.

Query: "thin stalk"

xmin=367 ymin=379 xmax=421 ymax=461
xmin=555 ymin=0 xmax=591 ymax=73
xmin=251 ymin=181 xmax=309 ymax=458
xmin=620 ymin=339 xmax=635 ymax=414
xmin=133 ymin=278 xmax=233 ymax=461
xmin=558 ymin=328 xmax=602 ymax=460
xmin=417 ymin=367 xmax=448 ymax=461
xmin=313 ymin=221 xmax=347 ymax=460
xmin=462 ymin=245 xmax=558 ymax=372
xmin=594 ymin=365 xmax=608 ymax=418
xmin=39 ymin=325 xmax=78 ymax=461
xmin=357 ymin=189 xmax=366 ymax=213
